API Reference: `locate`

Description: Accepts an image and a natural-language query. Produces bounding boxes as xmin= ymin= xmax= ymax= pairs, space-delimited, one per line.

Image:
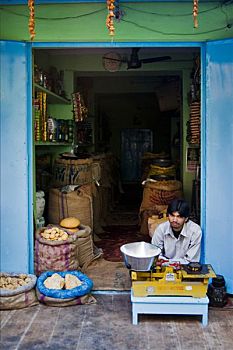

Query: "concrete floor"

xmin=1 ymin=191 xmax=232 ymax=349
xmin=1 ymin=293 xmax=233 ymax=350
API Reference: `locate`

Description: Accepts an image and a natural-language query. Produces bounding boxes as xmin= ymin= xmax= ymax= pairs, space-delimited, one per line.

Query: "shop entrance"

xmin=32 ymin=46 xmax=201 ymax=250
xmin=2 ymin=39 xmax=232 ymax=293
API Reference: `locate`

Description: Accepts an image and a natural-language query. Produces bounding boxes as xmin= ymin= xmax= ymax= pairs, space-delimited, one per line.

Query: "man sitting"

xmin=151 ymin=199 xmax=202 ymax=264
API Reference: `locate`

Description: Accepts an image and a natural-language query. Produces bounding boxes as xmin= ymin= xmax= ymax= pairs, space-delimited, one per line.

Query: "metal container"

xmin=120 ymin=242 xmax=161 ymax=271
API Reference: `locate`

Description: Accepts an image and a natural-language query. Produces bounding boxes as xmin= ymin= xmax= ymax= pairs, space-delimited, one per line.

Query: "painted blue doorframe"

xmin=0 ymin=41 xmax=33 ymax=273
xmin=1 ymin=40 xmax=232 ymax=294
xmin=204 ymin=38 xmax=233 ymax=293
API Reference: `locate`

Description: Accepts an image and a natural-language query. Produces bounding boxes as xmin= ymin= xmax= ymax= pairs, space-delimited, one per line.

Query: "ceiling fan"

xmin=103 ymin=48 xmax=171 ymax=70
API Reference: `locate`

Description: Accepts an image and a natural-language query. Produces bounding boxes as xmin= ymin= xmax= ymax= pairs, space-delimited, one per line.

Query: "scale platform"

xmin=131 ymin=289 xmax=209 ymax=326
xmin=131 ymin=264 xmax=216 ymax=298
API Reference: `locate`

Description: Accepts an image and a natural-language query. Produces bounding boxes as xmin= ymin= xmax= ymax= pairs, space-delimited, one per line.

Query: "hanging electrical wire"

xmin=121 ymin=4 xmax=220 ymax=17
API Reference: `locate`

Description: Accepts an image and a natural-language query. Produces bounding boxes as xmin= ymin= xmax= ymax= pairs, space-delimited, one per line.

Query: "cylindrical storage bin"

xmin=34 ymin=227 xmax=78 ymax=276
xmin=148 ymin=164 xmax=176 ymax=179
xmin=0 ymin=273 xmax=38 ymax=310
xmin=141 ymin=152 xmax=170 ymax=181
xmin=52 ymin=158 xmax=94 ymax=187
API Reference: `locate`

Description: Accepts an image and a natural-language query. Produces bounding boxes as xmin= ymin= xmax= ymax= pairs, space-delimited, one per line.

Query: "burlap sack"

xmin=139 ymin=209 xmax=167 ymax=235
xmin=75 ymin=226 xmax=103 ymax=269
xmin=0 ymin=289 xmax=38 ymax=310
xmin=148 ymin=213 xmax=168 ymax=237
xmin=48 ymin=188 xmax=93 ymax=229
xmin=36 ymin=288 xmax=96 ymax=306
xmin=34 ymin=228 xmax=78 ymax=276
xmin=140 ymin=179 xmax=183 ymax=212
xmin=0 ymin=273 xmax=38 ymax=310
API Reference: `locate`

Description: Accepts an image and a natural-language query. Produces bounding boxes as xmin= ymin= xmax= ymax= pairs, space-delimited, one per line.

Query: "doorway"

xmin=32 ymin=45 xmax=201 ymax=223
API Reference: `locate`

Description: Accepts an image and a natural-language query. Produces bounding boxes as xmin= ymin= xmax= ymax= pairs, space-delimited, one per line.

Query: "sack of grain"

xmin=75 ymin=225 xmax=103 ymax=269
xmin=140 ymin=179 xmax=183 ymax=212
xmin=0 ymin=273 xmax=38 ymax=310
xmin=139 ymin=209 xmax=168 ymax=235
xmin=148 ymin=213 xmax=168 ymax=237
xmin=48 ymin=187 xmax=93 ymax=229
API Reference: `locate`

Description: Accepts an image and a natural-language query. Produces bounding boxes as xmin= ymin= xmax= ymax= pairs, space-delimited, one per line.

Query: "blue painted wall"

xmin=0 ymin=41 xmax=33 ymax=273
xmin=205 ymin=39 xmax=233 ymax=292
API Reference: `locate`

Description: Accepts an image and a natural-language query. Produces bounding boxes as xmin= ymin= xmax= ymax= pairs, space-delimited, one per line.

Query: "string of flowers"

xmin=106 ymin=0 xmax=115 ymax=36
xmin=193 ymin=0 xmax=199 ymax=28
xmin=28 ymin=0 xmax=36 ymax=40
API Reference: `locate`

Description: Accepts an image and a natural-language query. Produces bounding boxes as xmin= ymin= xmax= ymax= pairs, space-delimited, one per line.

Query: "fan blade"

xmin=140 ymin=56 xmax=171 ymax=64
xmin=103 ymin=57 xmax=127 ymax=63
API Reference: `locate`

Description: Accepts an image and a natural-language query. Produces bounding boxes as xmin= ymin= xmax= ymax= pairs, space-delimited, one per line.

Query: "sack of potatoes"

xmin=37 ymin=217 xmax=81 ymax=243
xmin=36 ymin=223 xmax=78 ymax=244
xmin=40 ymin=226 xmax=69 ymax=241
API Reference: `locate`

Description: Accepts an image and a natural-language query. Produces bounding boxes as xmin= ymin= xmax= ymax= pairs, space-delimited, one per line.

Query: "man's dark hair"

xmin=167 ymin=199 xmax=190 ymax=218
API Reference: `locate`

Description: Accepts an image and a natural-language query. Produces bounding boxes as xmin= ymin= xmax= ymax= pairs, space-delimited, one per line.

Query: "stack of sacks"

xmin=139 ymin=179 xmax=183 ymax=235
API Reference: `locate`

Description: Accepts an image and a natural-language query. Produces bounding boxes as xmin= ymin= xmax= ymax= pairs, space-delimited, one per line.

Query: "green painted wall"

xmin=1 ymin=2 xmax=232 ymax=203
xmin=1 ymin=2 xmax=233 ymax=42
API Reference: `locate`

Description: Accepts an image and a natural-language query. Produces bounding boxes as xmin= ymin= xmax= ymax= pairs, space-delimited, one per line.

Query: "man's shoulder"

xmin=187 ymin=220 xmax=201 ymax=228
xmin=186 ymin=220 xmax=202 ymax=233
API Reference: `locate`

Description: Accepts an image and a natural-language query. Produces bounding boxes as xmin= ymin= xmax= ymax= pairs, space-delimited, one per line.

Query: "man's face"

xmin=168 ymin=211 xmax=187 ymax=232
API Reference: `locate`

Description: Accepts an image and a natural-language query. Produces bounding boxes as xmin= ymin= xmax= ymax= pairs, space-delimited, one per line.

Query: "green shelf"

xmin=34 ymin=83 xmax=70 ymax=104
xmin=35 ymin=141 xmax=72 ymax=146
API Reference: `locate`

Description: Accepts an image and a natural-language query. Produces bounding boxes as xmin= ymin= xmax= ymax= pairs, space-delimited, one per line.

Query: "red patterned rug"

xmin=95 ymin=225 xmax=151 ymax=262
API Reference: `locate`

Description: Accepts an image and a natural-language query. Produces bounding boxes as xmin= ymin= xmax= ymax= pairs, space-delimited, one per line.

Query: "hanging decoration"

xmin=72 ymin=92 xmax=88 ymax=122
xmin=106 ymin=0 xmax=115 ymax=36
xmin=186 ymin=56 xmax=201 ymax=146
xmin=193 ymin=0 xmax=199 ymax=28
xmin=28 ymin=0 xmax=36 ymax=40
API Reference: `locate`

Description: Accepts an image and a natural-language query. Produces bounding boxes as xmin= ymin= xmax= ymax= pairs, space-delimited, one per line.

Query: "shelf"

xmin=34 ymin=83 xmax=70 ymax=104
xmin=35 ymin=141 xmax=72 ymax=146
xmin=76 ymin=143 xmax=94 ymax=147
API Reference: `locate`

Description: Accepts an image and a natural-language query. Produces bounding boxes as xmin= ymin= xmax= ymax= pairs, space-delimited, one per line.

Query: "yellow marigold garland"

xmin=106 ymin=0 xmax=115 ymax=36
xmin=193 ymin=0 xmax=199 ymax=28
xmin=28 ymin=0 xmax=36 ymax=41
